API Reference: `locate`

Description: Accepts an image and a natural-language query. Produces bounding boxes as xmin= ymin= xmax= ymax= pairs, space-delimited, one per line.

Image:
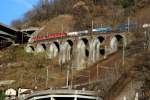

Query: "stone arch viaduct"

xmin=25 ymin=32 xmax=130 ymax=69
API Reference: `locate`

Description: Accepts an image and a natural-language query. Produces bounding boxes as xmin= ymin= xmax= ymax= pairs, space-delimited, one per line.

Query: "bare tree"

xmin=72 ymin=0 xmax=94 ymax=30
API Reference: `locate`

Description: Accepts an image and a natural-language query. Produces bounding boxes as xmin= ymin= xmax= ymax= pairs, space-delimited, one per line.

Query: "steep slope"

xmin=0 ymin=46 xmax=66 ymax=90
xmin=37 ymin=15 xmax=75 ymax=36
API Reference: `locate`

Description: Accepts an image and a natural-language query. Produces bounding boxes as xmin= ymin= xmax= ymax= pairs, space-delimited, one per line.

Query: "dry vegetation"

xmin=71 ymin=31 xmax=150 ymax=99
xmin=1 ymin=0 xmax=150 ymax=99
xmin=38 ymin=15 xmax=75 ymax=36
xmin=11 ymin=0 xmax=150 ymax=31
xmin=0 ymin=46 xmax=67 ymax=90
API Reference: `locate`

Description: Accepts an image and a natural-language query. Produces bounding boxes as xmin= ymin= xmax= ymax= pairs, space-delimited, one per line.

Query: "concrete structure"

xmin=21 ymin=27 xmax=40 ymax=36
xmin=26 ymin=32 xmax=131 ymax=69
xmin=25 ymin=89 xmax=102 ymax=100
xmin=0 ymin=23 xmax=30 ymax=49
xmin=18 ymin=88 xmax=33 ymax=100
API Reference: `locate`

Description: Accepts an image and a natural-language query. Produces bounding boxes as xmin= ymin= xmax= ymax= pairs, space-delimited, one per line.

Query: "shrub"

xmin=0 ymin=91 xmax=5 ymax=100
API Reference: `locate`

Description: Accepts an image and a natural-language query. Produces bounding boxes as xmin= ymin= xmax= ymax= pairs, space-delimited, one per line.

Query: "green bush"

xmin=0 ymin=91 xmax=5 ymax=100
xmin=119 ymin=0 xmax=135 ymax=8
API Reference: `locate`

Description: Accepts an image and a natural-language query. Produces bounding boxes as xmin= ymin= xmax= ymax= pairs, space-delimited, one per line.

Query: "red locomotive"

xmin=32 ymin=33 xmax=67 ymax=41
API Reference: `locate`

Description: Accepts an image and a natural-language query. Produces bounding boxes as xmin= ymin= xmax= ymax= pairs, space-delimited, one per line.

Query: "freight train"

xmin=31 ymin=23 xmax=136 ymax=41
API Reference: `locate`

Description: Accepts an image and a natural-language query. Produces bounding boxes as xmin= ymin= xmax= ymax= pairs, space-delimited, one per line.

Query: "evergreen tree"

xmin=119 ymin=0 xmax=135 ymax=8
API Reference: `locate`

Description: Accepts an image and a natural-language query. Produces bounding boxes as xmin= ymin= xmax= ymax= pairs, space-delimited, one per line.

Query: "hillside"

xmin=0 ymin=0 xmax=150 ymax=99
xmin=0 ymin=46 xmax=66 ymax=89
xmin=11 ymin=0 xmax=149 ymax=29
xmin=0 ymin=30 xmax=150 ymax=99
xmin=38 ymin=15 xmax=75 ymax=36
xmin=13 ymin=0 xmax=150 ymax=36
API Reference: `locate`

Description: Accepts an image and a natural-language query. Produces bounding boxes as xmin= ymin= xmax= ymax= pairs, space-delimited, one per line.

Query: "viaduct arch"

xmin=25 ymin=33 xmax=128 ymax=69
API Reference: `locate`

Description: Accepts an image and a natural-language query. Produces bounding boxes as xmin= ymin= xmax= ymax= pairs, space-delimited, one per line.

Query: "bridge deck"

xmin=0 ymin=30 xmax=16 ymax=38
